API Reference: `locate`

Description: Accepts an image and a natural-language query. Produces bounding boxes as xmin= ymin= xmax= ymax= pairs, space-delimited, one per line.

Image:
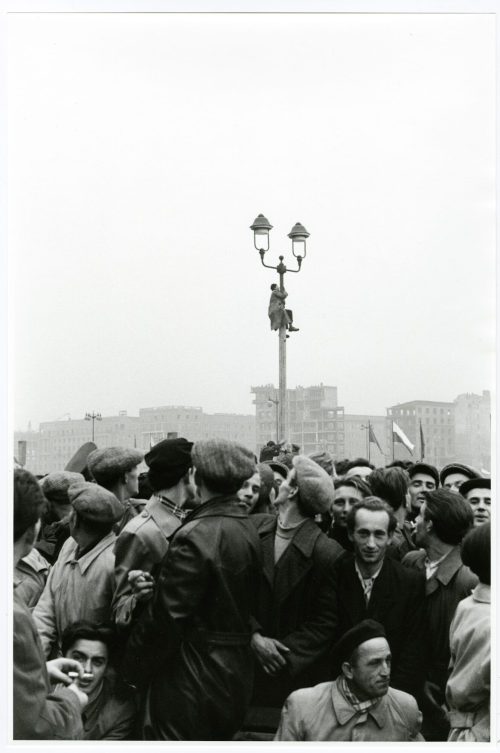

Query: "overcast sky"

xmin=9 ymin=11 xmax=495 ymax=430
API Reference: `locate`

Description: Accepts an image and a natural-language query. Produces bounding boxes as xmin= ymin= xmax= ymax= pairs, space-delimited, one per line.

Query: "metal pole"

xmin=367 ymin=421 xmax=371 ymax=463
xmin=278 ymin=269 xmax=286 ymax=442
xmin=91 ymin=417 xmax=95 ymax=443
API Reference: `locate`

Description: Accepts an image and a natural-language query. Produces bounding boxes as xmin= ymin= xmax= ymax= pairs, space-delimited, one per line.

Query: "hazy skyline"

xmin=9 ymin=12 xmax=495 ymax=431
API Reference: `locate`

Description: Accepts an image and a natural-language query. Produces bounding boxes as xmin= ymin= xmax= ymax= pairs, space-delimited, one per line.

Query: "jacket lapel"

xmin=274 ymin=520 xmax=320 ymax=604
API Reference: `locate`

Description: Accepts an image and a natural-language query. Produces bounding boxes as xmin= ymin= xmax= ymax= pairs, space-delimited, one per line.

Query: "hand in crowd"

xmin=251 ymin=632 xmax=290 ymax=675
xmin=48 ymin=658 xmax=89 ymax=710
xmin=47 ymin=657 xmax=84 ymax=686
xmin=128 ymin=570 xmax=155 ymax=602
xmin=423 ymin=680 xmax=444 ymax=711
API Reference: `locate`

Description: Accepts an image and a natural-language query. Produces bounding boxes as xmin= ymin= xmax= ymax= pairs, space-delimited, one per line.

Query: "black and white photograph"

xmin=6 ymin=1 xmax=495 ymax=748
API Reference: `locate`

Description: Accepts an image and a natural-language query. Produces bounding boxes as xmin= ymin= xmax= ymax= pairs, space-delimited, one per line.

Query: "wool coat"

xmin=274 ymin=678 xmax=424 ymax=741
xmin=112 ymin=496 xmax=182 ymax=630
xmin=331 ymin=553 xmax=426 ymax=698
xmin=268 ymin=288 xmax=288 ymax=330
xmin=33 ymin=532 xmax=116 ymax=658
xmin=402 ymin=546 xmax=478 ymax=741
xmin=13 ymin=583 xmax=83 ymax=739
xmin=250 ymin=515 xmax=345 ymax=708
xmin=123 ymin=495 xmax=262 ymax=741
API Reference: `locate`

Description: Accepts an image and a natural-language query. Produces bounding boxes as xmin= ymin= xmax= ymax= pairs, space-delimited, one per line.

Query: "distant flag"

xmin=392 ymin=421 xmax=415 ymax=455
xmin=368 ymin=424 xmax=383 ymax=454
xmin=419 ymin=420 xmax=425 ymax=461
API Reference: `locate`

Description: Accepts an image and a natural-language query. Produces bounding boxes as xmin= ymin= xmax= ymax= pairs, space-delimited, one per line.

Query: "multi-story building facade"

xmin=138 ymin=406 xmax=255 ymax=451
xmin=343 ymin=414 xmax=389 ymax=466
xmin=454 ymin=391 xmax=491 ymax=471
xmin=387 ymin=400 xmax=455 ymax=468
xmin=251 ymin=384 xmax=345 ymax=457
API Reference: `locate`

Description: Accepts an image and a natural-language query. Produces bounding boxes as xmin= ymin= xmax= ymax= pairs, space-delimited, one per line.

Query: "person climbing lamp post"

xmin=250 ymin=214 xmax=309 ymax=442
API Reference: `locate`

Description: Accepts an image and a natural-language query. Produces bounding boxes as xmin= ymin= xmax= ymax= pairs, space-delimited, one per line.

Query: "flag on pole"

xmin=368 ymin=424 xmax=383 ymax=454
xmin=419 ymin=420 xmax=425 ymax=460
xmin=392 ymin=421 xmax=414 ymax=455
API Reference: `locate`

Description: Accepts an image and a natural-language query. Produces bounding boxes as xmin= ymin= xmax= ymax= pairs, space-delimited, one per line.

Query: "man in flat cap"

xmin=124 ymin=439 xmax=262 ymax=740
xmin=33 ymin=482 xmax=123 ymax=658
xmin=275 ymin=619 xmax=424 ymax=741
xmin=87 ymin=447 xmax=144 ymax=534
xmin=112 ymin=438 xmax=195 ymax=631
xmin=440 ymin=463 xmax=479 ymax=493
xmin=331 ymin=497 xmax=425 ymax=700
xmin=247 ymin=455 xmax=344 ymax=725
xmin=460 ymin=477 xmax=491 ymax=527
xmin=34 ymin=471 xmax=85 ymax=565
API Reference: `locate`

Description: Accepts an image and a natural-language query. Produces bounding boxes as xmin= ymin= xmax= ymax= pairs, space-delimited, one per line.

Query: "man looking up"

xmin=33 ymin=482 xmax=124 ymax=658
xmin=112 ymin=438 xmax=195 ymax=631
xmin=460 ymin=477 xmax=491 ymax=527
xmin=406 ymin=462 xmax=439 ymax=523
xmin=275 ymin=620 xmax=423 ymax=741
xmin=249 ymin=456 xmax=344 ymax=715
xmin=343 ymin=458 xmax=374 ymax=481
xmin=87 ymin=447 xmax=144 ymax=533
xmin=124 ymin=439 xmax=262 ymax=740
xmin=402 ymin=488 xmax=476 ymax=741
xmin=331 ymin=497 xmax=425 ymax=698
xmin=13 ymin=469 xmax=88 ymax=739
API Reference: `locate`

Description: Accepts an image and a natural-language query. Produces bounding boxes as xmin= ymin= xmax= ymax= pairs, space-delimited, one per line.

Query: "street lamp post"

xmin=267 ymin=395 xmax=279 ymax=444
xmin=251 ymin=214 xmax=309 ymax=442
xmin=85 ymin=411 xmax=102 ymax=442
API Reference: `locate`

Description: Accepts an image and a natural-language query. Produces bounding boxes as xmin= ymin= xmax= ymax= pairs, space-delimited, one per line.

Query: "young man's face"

xmin=465 ymin=487 xmax=491 ymax=527
xmin=344 ymin=637 xmax=391 ymax=701
xmin=414 ymin=500 xmax=430 ymax=547
xmin=349 ymin=508 xmax=392 ymax=569
xmin=273 ymin=468 xmax=296 ymax=509
xmin=331 ymin=485 xmax=364 ymax=528
xmin=237 ymin=471 xmax=261 ymax=512
xmin=124 ymin=465 xmax=140 ymax=497
xmin=65 ymin=638 xmax=108 ymax=697
xmin=408 ymin=473 xmax=436 ymax=512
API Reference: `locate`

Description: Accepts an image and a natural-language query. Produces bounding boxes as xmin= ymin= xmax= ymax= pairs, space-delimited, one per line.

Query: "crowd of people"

xmin=13 ymin=437 xmax=491 ymax=741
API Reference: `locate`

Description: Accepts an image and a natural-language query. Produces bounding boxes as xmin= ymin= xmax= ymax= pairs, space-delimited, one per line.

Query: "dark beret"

xmin=460 ymin=477 xmax=491 ymax=497
xmin=440 ymin=463 xmax=479 ymax=485
xmin=409 ymin=462 xmax=440 ymax=487
xmin=333 ymin=619 xmax=387 ymax=664
xmin=145 ymin=438 xmax=193 ymax=492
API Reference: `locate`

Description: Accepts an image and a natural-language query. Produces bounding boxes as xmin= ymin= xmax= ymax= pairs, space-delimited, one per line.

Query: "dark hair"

xmin=460 ymin=523 xmax=490 ymax=584
xmin=61 ymin=620 xmax=115 ymax=662
xmin=344 ymin=458 xmax=375 ymax=472
xmin=368 ymin=467 xmax=409 ymax=512
xmin=334 ymin=459 xmax=351 ymax=476
xmin=270 ymin=283 xmax=277 ymax=290
xmin=14 ymin=469 xmax=46 ymax=542
xmin=386 ymin=460 xmax=413 ymax=471
xmin=346 ymin=497 xmax=398 ymax=535
xmin=423 ymin=488 xmax=473 ymax=545
xmin=194 ymin=469 xmax=244 ymax=496
xmin=334 ymin=476 xmax=371 ymax=498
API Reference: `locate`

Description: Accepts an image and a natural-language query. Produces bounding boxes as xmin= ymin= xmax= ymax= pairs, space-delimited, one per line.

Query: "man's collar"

xmin=432 ymin=546 xmax=465 ymax=585
xmin=331 ymin=677 xmax=387 ymax=728
xmin=64 ymin=532 xmax=116 ymax=573
xmin=354 ymin=559 xmax=384 ymax=582
xmin=472 ymin=582 xmax=491 ymax=603
xmin=153 ymin=494 xmax=188 ymax=521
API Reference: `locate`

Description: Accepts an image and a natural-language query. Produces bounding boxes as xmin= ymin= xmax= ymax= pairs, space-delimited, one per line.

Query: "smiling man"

xmin=331 ymin=498 xmax=425 ymax=699
xmin=61 ymin=621 xmax=136 ymax=739
xmin=275 ymin=619 xmax=424 ymax=741
xmin=459 ymin=477 xmax=491 ymax=527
